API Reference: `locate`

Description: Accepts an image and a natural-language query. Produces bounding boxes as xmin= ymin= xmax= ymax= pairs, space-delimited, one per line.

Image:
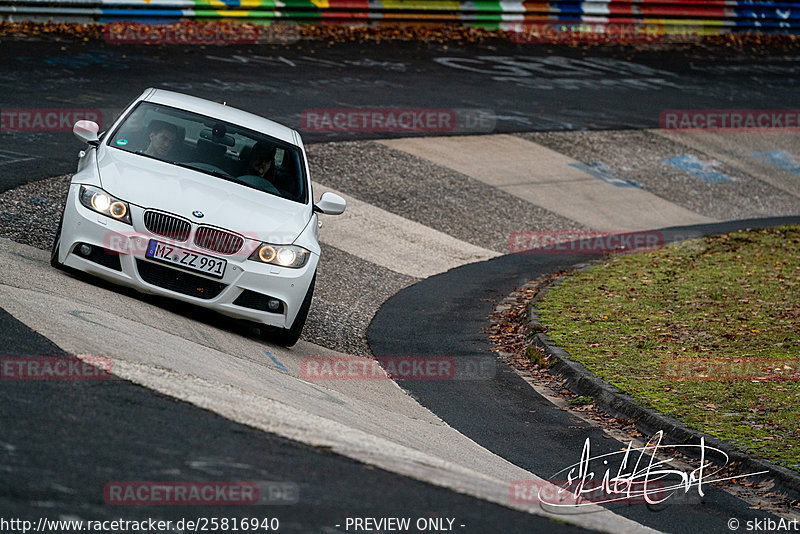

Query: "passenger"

xmin=144 ymin=121 xmax=179 ymax=158
xmin=242 ymin=141 xmax=277 ymax=181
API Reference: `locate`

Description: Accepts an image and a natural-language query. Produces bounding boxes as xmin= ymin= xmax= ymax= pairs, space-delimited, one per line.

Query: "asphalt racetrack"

xmin=1 ymin=36 xmax=799 ymax=533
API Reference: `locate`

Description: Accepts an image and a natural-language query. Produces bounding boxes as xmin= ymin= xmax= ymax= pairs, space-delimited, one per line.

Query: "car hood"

xmin=96 ymin=148 xmax=310 ymax=244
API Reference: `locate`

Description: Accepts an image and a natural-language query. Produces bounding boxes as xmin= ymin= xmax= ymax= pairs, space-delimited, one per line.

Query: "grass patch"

xmin=536 ymin=226 xmax=800 ymax=470
xmin=570 ymin=396 xmax=594 ymax=406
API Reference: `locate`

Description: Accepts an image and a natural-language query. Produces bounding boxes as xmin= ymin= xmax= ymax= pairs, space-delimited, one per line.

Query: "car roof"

xmin=142 ymin=88 xmax=298 ymax=146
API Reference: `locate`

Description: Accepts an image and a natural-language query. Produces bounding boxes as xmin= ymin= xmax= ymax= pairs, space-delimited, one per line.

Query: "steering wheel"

xmin=237 ymin=174 xmax=282 ymax=196
xmin=185 ymin=161 xmax=233 ymax=177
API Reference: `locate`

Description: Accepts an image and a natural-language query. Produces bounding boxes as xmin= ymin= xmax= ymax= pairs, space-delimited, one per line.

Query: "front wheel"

xmin=267 ymin=274 xmax=315 ymax=348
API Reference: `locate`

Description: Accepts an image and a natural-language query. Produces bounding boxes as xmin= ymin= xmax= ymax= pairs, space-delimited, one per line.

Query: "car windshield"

xmin=108 ymin=101 xmax=307 ymax=204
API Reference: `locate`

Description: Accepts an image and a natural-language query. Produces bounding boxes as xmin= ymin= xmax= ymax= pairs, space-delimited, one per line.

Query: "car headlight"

xmin=79 ymin=185 xmax=132 ymax=225
xmin=249 ymin=243 xmax=309 ymax=269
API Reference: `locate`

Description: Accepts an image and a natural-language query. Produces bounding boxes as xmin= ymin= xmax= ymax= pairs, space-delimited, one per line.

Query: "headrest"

xmin=197 ymin=137 xmax=226 ymax=156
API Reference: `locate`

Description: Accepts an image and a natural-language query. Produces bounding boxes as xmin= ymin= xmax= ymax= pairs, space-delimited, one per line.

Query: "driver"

xmin=242 ymin=141 xmax=277 ymax=181
xmin=144 ymin=120 xmax=179 ymax=158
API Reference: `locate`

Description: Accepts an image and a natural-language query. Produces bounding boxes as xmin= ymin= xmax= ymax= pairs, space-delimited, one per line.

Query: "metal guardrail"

xmin=2 ymin=0 xmax=799 ymax=33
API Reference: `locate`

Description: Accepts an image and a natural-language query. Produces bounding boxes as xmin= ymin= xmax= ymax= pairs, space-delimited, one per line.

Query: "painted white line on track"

xmin=313 ymin=182 xmax=500 ymax=278
xmin=380 ymin=135 xmax=716 ymax=231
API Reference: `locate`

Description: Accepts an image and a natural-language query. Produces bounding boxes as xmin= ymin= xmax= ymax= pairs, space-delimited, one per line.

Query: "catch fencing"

xmin=1 ymin=0 xmax=799 ymax=35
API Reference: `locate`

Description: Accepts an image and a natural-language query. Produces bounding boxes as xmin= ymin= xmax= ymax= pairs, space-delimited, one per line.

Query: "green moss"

xmin=525 ymin=343 xmax=547 ymax=366
xmin=570 ymin=396 xmax=594 ymax=406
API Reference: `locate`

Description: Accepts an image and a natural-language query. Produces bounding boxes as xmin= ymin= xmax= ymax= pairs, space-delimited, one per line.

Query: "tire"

xmin=268 ymin=273 xmax=315 ymax=348
xmin=50 ymin=211 xmax=66 ymax=270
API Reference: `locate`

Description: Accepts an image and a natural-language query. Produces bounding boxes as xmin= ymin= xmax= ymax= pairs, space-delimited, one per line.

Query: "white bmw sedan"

xmin=52 ymin=88 xmax=345 ymax=346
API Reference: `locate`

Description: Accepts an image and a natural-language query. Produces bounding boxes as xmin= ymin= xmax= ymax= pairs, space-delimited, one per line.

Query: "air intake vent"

xmin=194 ymin=227 xmax=244 ymax=255
xmin=136 ymin=260 xmax=226 ymax=299
xmin=143 ymin=211 xmax=191 ymax=242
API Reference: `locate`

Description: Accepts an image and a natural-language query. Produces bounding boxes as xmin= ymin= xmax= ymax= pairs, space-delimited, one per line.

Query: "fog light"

xmin=79 ymin=244 xmax=92 ymax=256
xmin=267 ymin=299 xmax=281 ymax=312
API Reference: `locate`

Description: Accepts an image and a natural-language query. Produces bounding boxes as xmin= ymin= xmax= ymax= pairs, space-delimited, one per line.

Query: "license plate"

xmin=145 ymin=240 xmax=227 ymax=279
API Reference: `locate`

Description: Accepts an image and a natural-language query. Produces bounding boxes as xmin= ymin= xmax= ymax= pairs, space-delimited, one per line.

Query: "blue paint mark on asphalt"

xmin=662 ymin=155 xmax=734 ymax=183
xmin=570 ymin=162 xmax=643 ymax=188
xmin=69 ymin=310 xmax=113 ymax=331
xmin=11 ymin=252 xmax=40 ymax=262
xmin=264 ymin=350 xmax=287 ymax=373
xmin=16 ymin=52 xmax=159 ymax=70
xmin=751 ymin=150 xmax=800 ymax=176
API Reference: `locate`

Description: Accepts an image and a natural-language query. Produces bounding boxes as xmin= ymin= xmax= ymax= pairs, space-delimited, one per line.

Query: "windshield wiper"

xmin=174 ymin=162 xmax=227 ymax=178
xmin=175 ymin=162 xmax=257 ymax=188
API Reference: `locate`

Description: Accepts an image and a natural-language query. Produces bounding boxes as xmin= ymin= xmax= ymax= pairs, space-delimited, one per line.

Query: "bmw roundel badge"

xmin=192 ymin=210 xmax=204 ymax=218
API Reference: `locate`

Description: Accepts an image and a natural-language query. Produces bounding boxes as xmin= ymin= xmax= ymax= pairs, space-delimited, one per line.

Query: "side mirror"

xmin=313 ymin=192 xmax=346 ymax=215
xmin=73 ymin=120 xmax=100 ymax=146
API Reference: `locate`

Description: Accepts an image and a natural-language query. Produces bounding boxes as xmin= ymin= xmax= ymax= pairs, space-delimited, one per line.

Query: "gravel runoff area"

xmin=306 ymin=141 xmax=585 ymax=253
xmin=309 ymin=244 xmax=414 ymax=356
xmin=518 ymin=130 xmax=800 ymax=221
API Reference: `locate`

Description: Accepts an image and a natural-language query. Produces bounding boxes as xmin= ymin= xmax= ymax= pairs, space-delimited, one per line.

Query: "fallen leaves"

xmin=2 ymin=21 xmax=800 ymax=52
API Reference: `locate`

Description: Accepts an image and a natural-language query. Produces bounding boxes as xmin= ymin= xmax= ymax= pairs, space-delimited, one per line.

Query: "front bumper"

xmin=58 ymin=183 xmax=318 ymax=329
